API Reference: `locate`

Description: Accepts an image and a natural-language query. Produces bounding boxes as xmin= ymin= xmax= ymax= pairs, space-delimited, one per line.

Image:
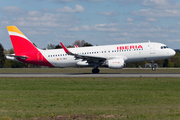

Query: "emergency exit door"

xmin=150 ymin=44 xmax=155 ymax=54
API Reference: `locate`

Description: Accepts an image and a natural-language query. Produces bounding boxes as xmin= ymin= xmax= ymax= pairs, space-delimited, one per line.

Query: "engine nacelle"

xmin=107 ymin=59 xmax=124 ymax=69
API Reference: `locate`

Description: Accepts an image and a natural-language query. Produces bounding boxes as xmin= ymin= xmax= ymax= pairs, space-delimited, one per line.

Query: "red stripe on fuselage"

xmin=10 ymin=35 xmax=54 ymax=67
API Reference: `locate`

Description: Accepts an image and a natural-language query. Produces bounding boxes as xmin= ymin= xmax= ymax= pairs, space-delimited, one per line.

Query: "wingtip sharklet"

xmin=60 ymin=42 xmax=70 ymax=54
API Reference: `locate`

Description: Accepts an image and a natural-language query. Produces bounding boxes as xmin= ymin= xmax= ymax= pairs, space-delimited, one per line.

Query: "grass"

xmin=0 ymin=77 xmax=180 ymax=120
xmin=1 ymin=68 xmax=180 ymax=73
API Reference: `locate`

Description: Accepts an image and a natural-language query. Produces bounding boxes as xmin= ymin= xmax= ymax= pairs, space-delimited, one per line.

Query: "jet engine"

xmin=107 ymin=59 xmax=124 ymax=69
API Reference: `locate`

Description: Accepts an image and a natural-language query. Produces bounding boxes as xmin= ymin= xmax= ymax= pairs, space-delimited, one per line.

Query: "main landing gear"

xmin=92 ymin=66 xmax=100 ymax=74
xmin=151 ymin=60 xmax=156 ymax=71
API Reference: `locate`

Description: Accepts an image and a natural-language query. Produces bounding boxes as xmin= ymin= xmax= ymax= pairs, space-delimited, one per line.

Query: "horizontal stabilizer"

xmin=6 ymin=54 xmax=28 ymax=60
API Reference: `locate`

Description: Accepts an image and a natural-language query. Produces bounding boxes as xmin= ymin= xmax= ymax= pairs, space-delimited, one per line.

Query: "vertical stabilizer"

xmin=7 ymin=26 xmax=37 ymax=55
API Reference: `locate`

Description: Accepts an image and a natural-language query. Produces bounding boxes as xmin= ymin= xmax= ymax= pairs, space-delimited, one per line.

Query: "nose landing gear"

xmin=152 ymin=66 xmax=156 ymax=71
xmin=151 ymin=60 xmax=156 ymax=71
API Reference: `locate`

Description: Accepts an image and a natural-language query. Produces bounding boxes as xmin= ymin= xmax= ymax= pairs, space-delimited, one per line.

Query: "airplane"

xmin=6 ymin=26 xmax=176 ymax=73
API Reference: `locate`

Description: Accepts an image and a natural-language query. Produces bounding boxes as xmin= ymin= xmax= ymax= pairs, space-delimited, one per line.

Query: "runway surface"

xmin=0 ymin=73 xmax=180 ymax=77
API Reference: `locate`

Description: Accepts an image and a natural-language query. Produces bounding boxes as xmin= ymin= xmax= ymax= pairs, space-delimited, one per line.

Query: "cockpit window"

xmin=161 ymin=46 xmax=169 ymax=49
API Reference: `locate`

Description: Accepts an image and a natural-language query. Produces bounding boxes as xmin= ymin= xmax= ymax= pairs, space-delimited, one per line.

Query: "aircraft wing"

xmin=60 ymin=42 xmax=106 ymax=65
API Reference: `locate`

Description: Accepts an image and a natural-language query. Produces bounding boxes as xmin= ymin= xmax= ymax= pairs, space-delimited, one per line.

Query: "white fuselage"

xmin=39 ymin=42 xmax=175 ymax=67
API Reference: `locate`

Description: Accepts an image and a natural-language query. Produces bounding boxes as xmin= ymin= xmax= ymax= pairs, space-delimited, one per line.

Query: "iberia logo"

xmin=117 ymin=45 xmax=143 ymax=50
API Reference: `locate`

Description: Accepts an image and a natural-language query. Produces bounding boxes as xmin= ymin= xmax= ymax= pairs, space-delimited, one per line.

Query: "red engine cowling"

xmin=108 ymin=59 xmax=124 ymax=69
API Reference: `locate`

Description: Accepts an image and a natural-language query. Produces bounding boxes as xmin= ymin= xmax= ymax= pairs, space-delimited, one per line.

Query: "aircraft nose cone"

xmin=171 ymin=49 xmax=176 ymax=56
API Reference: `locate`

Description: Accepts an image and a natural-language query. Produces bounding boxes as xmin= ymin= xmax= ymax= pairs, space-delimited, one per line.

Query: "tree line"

xmin=0 ymin=40 xmax=180 ymax=68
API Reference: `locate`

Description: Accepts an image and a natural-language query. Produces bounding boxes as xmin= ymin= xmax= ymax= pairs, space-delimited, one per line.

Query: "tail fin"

xmin=7 ymin=26 xmax=37 ymax=55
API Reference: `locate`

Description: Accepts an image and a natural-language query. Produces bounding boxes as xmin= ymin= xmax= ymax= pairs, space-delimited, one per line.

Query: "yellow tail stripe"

xmin=7 ymin=26 xmax=25 ymax=37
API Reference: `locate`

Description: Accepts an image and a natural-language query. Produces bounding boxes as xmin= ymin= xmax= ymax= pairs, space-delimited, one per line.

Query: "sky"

xmin=1 ymin=0 xmax=180 ymax=49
